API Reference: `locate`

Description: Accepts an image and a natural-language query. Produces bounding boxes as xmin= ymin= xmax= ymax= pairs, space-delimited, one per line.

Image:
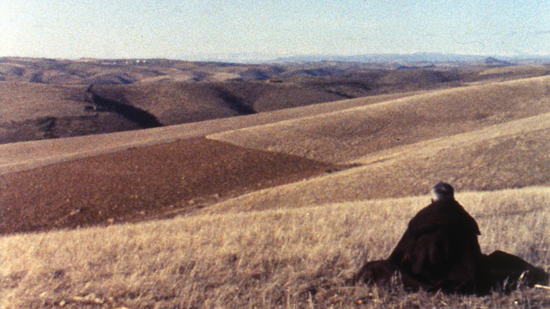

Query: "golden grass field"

xmin=1 ymin=188 xmax=549 ymax=308
xmin=1 ymin=63 xmax=550 ymax=308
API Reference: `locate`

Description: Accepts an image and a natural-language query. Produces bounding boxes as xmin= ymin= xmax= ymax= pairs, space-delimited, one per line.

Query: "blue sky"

xmin=1 ymin=0 xmax=549 ymax=61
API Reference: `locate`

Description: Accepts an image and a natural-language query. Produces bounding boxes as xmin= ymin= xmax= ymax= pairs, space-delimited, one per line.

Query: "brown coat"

xmin=355 ymin=198 xmax=549 ymax=294
xmin=387 ymin=199 xmax=484 ymax=293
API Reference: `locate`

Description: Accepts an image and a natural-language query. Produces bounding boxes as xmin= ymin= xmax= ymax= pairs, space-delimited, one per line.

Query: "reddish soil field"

xmin=0 ymin=137 xmax=342 ymax=234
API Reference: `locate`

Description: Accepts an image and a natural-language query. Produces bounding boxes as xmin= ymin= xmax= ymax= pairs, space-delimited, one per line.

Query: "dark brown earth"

xmin=0 ymin=137 xmax=345 ymax=235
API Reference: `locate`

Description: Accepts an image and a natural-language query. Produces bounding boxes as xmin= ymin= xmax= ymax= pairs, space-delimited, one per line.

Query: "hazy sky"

xmin=1 ymin=0 xmax=549 ymax=61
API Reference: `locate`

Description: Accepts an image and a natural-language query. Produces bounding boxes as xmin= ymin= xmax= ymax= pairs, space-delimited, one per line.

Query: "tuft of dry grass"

xmin=1 ymin=186 xmax=549 ymax=308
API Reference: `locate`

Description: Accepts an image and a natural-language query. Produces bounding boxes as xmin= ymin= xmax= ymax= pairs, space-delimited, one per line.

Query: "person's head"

xmin=431 ymin=182 xmax=454 ymax=201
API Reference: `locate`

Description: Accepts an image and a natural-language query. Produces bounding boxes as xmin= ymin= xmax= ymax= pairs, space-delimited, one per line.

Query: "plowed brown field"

xmin=0 ymin=137 xmax=341 ymax=234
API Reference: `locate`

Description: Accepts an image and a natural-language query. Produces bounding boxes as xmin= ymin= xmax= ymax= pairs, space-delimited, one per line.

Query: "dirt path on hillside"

xmin=0 ymin=137 xmax=344 ymax=234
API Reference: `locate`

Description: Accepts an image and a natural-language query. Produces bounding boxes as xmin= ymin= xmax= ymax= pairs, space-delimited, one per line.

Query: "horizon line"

xmin=2 ymin=52 xmax=550 ymax=64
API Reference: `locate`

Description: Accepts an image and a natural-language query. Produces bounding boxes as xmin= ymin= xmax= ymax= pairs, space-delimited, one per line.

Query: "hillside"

xmin=201 ymin=76 xmax=550 ymax=213
xmin=2 ymin=57 xmax=548 ymax=144
xmin=0 ymin=91 xmax=415 ymax=175
xmin=208 ymin=76 xmax=550 ymax=163
xmin=205 ymin=112 xmax=550 ymax=214
xmin=1 ymin=69 xmax=550 ymax=308
xmin=2 ymin=187 xmax=549 ymax=308
xmin=1 ymin=75 xmax=550 ymax=234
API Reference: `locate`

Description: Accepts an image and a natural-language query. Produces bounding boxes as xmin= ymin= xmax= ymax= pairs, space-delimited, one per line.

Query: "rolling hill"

xmin=208 ymin=76 xmax=550 ymax=164
xmin=1 ymin=74 xmax=549 ymax=234
xmin=2 ymin=57 xmax=547 ymax=144
xmin=1 ymin=62 xmax=550 ymax=308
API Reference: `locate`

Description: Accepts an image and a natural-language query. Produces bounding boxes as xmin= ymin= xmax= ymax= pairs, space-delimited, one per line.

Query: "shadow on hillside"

xmin=88 ymin=86 xmax=163 ymax=128
xmin=216 ymin=89 xmax=257 ymax=115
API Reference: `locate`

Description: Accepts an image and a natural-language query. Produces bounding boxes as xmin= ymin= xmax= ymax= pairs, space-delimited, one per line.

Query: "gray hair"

xmin=431 ymin=182 xmax=455 ymax=201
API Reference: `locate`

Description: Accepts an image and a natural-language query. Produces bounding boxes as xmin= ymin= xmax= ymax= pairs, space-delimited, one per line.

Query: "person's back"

xmin=355 ymin=182 xmax=548 ymax=295
xmin=388 ymin=182 xmax=483 ymax=293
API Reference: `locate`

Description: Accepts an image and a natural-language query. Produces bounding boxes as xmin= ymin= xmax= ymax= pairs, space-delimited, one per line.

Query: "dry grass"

xmin=4 ymin=57 xmax=455 ymax=145
xmin=2 ymin=186 xmax=549 ymax=308
xmin=0 ymin=91 xmax=415 ymax=174
xmin=478 ymin=65 xmax=550 ymax=78
xmin=3 ymin=57 xmax=547 ymax=145
xmin=0 ymin=82 xmax=89 ymax=123
xmin=2 ymin=69 xmax=550 ymax=308
xmin=209 ymin=76 xmax=550 ymax=164
xmin=203 ymin=113 xmax=550 ymax=214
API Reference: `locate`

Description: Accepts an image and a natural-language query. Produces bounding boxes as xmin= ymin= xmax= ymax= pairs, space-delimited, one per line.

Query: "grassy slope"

xmin=203 ymin=113 xmax=550 ymax=214
xmin=0 ymin=82 xmax=141 ymax=144
xmin=0 ymin=83 xmax=89 ymax=123
xmin=201 ymin=76 xmax=550 ymax=213
xmin=0 ymin=80 xmax=348 ymax=144
xmin=1 ymin=187 xmax=549 ymax=308
xmin=0 ymin=91 xmax=415 ymax=174
xmin=208 ymin=76 xmax=550 ymax=164
xmin=89 ymin=82 xmax=349 ymax=125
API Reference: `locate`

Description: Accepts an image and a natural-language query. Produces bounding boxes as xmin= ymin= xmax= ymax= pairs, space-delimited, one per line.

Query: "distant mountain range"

xmin=273 ymin=53 xmax=550 ymax=64
xmin=198 ymin=52 xmax=550 ymax=64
